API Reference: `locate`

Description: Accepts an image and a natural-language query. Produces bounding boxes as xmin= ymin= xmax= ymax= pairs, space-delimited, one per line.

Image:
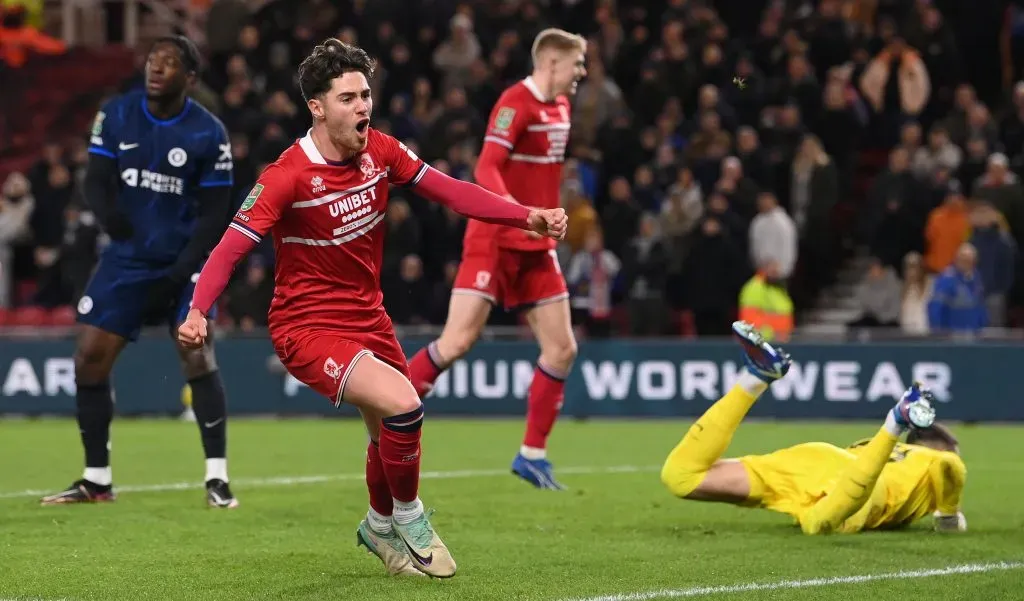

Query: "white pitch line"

xmin=555 ymin=561 xmax=1024 ymax=601
xmin=0 ymin=464 xmax=658 ymax=501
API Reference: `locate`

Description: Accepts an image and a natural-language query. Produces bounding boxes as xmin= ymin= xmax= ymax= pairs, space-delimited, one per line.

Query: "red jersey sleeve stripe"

xmin=229 ymin=221 xmax=262 ymax=243
xmin=483 ymin=135 xmax=514 ymax=149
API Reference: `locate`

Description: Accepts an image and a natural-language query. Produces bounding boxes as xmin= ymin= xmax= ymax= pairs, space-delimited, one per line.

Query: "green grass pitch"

xmin=1 ymin=418 xmax=1022 ymax=601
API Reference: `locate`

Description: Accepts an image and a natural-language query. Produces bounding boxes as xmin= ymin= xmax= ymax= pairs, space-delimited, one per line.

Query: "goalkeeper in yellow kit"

xmin=661 ymin=322 xmax=968 ymax=534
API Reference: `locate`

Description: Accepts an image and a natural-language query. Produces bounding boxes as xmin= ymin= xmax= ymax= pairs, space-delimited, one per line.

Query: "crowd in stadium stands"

xmin=1 ymin=0 xmax=1021 ymax=338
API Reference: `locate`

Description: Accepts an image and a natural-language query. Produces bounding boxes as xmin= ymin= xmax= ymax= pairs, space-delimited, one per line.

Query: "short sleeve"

xmin=382 ymin=134 xmax=428 ymax=186
xmin=228 ymin=163 xmax=292 ymax=243
xmin=87 ymin=97 xmax=122 ymax=159
xmin=482 ymin=94 xmax=528 ymax=152
xmin=198 ymin=119 xmax=233 ymax=188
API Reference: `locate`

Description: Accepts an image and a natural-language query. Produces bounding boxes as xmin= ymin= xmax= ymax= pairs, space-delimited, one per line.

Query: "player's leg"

xmin=342 ymin=354 xmax=456 ymax=578
xmin=173 ymin=324 xmax=237 ymax=508
xmin=798 ymin=383 xmax=937 ymax=534
xmin=407 ymin=249 xmax=498 ymax=397
xmin=661 ymin=321 xmax=791 ymax=502
xmin=41 ymin=263 xmax=139 ymax=505
xmin=277 ymin=333 xmax=454 ymax=578
xmin=516 ymin=295 xmax=576 ymax=489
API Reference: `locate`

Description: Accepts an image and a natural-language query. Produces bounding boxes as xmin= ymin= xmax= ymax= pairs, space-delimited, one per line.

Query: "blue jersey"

xmin=88 ymin=91 xmax=233 ymax=264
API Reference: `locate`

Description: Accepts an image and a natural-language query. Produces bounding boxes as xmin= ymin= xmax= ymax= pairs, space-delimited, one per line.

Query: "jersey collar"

xmin=523 ymin=76 xmax=550 ymax=103
xmin=141 ymin=96 xmax=192 ymax=126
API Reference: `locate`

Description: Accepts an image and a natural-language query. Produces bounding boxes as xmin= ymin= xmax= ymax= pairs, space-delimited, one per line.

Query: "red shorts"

xmin=272 ymin=327 xmax=410 ymax=407
xmin=453 ymin=246 xmax=568 ymax=309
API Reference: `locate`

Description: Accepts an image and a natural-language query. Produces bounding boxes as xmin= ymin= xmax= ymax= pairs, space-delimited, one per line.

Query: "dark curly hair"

xmin=297 ymin=38 xmax=376 ymax=102
xmin=906 ymin=422 xmax=959 ymax=450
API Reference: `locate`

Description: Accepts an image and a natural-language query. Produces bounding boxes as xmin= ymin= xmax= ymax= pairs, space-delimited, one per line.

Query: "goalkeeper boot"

xmin=40 ymin=479 xmax=115 ymax=506
xmin=892 ymin=383 xmax=937 ymax=430
xmin=511 ymin=454 xmax=566 ymax=490
xmin=732 ymin=320 xmax=792 ymax=383
xmin=356 ymin=520 xmax=425 ymax=577
xmin=392 ymin=509 xmax=457 ymax=578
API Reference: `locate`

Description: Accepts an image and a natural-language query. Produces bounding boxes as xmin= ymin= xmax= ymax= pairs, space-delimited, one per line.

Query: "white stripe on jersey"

xmin=509 ymin=153 xmax=562 ymax=164
xmin=525 ymin=123 xmax=571 ymax=132
xmin=229 ymin=222 xmax=262 ymax=243
xmin=281 ymin=212 xmax=386 ymax=246
xmin=291 ymin=173 xmax=384 ymax=208
xmin=483 ymin=135 xmax=514 ymax=149
xmin=411 ymin=163 xmax=429 ymax=185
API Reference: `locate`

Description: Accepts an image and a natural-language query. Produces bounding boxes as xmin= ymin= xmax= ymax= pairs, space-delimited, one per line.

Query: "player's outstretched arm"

xmin=414 ymin=167 xmax=566 ymax=240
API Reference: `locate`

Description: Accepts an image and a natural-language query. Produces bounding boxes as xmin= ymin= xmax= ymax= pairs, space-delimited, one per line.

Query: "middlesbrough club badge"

xmin=359 ymin=153 xmax=376 ymax=180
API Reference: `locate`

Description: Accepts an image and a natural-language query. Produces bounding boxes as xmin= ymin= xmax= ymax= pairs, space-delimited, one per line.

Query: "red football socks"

xmin=378 ymin=404 xmax=424 ymax=503
xmin=408 ymin=341 xmax=446 ymax=398
xmin=365 ymin=440 xmax=392 ymax=516
xmin=522 ymin=362 xmax=567 ymax=450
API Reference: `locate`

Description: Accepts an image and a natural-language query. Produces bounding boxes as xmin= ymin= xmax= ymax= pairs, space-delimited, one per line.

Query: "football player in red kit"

xmin=407 ymin=29 xmax=586 ymax=490
xmin=177 ymin=39 xmax=566 ymax=578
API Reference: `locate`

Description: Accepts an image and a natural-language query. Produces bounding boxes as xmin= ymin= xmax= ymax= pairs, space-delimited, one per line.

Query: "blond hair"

xmin=531 ymin=28 xmax=586 ymax=64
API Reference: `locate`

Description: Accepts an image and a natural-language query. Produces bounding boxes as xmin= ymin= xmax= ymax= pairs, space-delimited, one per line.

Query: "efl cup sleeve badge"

xmin=494 ymin=107 xmax=516 ymax=132
xmin=91 ymin=112 xmax=105 ymax=136
xmin=239 ymin=183 xmax=263 ymax=211
xmin=359 ymin=153 xmax=376 ymax=180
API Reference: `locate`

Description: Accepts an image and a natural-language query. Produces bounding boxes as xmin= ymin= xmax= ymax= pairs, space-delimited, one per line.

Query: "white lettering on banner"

xmin=770 ymin=362 xmax=818 ymax=400
xmin=280 ymin=357 xmax=953 ymax=404
xmin=637 ymin=361 xmax=676 ymax=400
xmin=824 ymin=362 xmax=861 ymax=401
xmin=419 ymin=359 xmax=953 ymax=403
xmin=681 ymin=361 xmax=718 ymax=399
xmin=581 ymin=361 xmax=634 ymax=400
xmin=2 ymin=358 xmax=76 ymax=396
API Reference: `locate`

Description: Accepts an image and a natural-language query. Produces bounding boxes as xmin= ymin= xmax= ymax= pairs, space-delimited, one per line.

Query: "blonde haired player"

xmin=662 ymin=321 xmax=967 ymax=534
xmin=408 ymin=28 xmax=588 ymax=489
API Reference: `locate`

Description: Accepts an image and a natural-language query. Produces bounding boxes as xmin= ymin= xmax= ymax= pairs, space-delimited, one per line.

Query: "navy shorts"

xmin=76 ymin=257 xmax=214 ymax=341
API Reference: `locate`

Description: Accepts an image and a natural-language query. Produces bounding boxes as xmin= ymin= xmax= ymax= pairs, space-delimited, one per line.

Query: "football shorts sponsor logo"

xmin=240 ymin=184 xmax=263 ymax=211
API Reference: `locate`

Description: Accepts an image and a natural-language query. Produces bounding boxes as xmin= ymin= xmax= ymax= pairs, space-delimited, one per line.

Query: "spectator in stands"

xmin=601 ymin=176 xmax=640 ymax=259
xmin=863 ymin=146 xmax=921 ymax=243
xmin=432 ymin=13 xmax=480 ymax=91
xmin=924 ymin=180 xmax=971 ymax=274
xmin=622 ymin=213 xmax=669 ymax=336
xmin=871 ymin=196 xmax=920 ymax=274
xmin=563 ymin=180 xmax=599 ymax=255
xmin=749 ymin=191 xmax=797 ymax=282
xmin=0 ymin=4 xmax=64 ymax=68
xmin=928 ymin=243 xmax=987 ymax=334
xmin=973 ymin=153 xmax=1024 ymax=242
xmin=566 ymin=227 xmax=620 ymax=338
xmin=790 ymin=134 xmax=839 ymax=298
xmin=900 ymin=251 xmax=931 ymax=335
xmin=911 ymin=125 xmax=962 ymax=181
xmin=572 ymin=57 xmax=625 ymax=150
xmin=969 ymin=201 xmax=1016 ymax=327
xmin=679 ymin=216 xmax=748 ymax=337
xmin=739 ymin=259 xmax=793 ymax=342
xmin=859 ymin=29 xmax=930 ymax=147
xmin=715 ymin=156 xmax=759 ymax=224
xmin=0 ymin=172 xmax=33 ymax=308
xmin=847 ymin=257 xmax=902 ymax=329
xmin=382 ymin=254 xmax=433 ymax=326
xmin=225 ymin=255 xmax=273 ymax=332
xmin=33 ymin=201 xmax=100 ymax=308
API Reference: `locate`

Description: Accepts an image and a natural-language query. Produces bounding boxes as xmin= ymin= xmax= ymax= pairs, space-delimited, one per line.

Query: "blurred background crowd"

xmin=1 ymin=0 xmax=1022 ymax=340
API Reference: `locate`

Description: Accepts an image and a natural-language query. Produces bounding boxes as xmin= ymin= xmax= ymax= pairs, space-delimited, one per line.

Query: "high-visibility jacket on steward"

xmin=738 ymin=273 xmax=794 ymax=342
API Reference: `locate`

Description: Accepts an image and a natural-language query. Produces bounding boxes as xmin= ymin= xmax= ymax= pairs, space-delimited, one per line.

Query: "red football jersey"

xmin=466 ymin=77 xmax=570 ymax=252
xmin=229 ymin=129 xmax=427 ymax=336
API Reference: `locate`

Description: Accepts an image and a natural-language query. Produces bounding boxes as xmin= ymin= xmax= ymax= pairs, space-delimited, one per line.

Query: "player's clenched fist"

xmin=527 ymin=208 xmax=568 ymax=240
xmin=177 ymin=308 xmax=209 ymax=349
